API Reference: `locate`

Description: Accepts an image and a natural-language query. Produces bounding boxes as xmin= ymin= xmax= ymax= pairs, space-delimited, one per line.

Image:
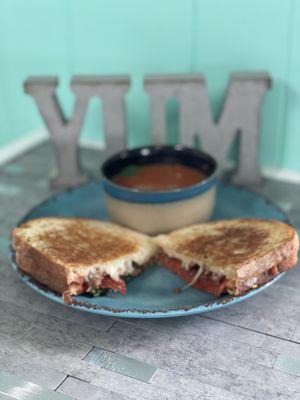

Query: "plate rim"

xmin=10 ymin=180 xmax=290 ymax=318
xmin=10 ymin=251 xmax=285 ymax=319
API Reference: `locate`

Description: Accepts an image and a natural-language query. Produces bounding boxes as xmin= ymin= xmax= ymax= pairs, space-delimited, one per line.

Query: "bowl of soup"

xmin=101 ymin=145 xmax=217 ymax=234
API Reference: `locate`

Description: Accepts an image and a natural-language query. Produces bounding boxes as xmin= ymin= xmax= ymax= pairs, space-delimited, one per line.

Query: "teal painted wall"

xmin=0 ymin=0 xmax=299 ymax=171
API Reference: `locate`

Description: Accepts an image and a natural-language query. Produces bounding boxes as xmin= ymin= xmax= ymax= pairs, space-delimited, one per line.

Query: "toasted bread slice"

xmin=155 ymin=219 xmax=299 ymax=296
xmin=12 ymin=217 xmax=156 ymax=301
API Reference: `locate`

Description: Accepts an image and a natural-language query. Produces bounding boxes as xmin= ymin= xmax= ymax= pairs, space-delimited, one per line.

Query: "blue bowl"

xmin=101 ymin=145 xmax=217 ymax=234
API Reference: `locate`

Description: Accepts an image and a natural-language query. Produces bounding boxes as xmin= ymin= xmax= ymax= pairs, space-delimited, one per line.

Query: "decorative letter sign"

xmin=145 ymin=73 xmax=271 ymax=185
xmin=25 ymin=73 xmax=271 ymax=188
xmin=25 ymin=76 xmax=129 ymax=189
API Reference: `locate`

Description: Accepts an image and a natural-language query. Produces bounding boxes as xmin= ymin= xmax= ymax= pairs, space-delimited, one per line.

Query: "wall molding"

xmin=261 ymin=166 xmax=300 ymax=184
xmin=80 ymin=138 xmax=105 ymax=150
xmin=0 ymin=129 xmax=48 ymax=166
xmin=0 ymin=129 xmax=105 ymax=166
xmin=0 ymin=129 xmax=299 ymax=183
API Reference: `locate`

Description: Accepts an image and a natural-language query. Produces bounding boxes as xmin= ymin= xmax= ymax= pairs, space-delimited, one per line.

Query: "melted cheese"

xmin=68 ymin=243 xmax=155 ymax=284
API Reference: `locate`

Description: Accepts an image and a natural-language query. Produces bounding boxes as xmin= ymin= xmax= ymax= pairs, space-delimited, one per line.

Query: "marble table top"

xmin=0 ymin=142 xmax=300 ymax=400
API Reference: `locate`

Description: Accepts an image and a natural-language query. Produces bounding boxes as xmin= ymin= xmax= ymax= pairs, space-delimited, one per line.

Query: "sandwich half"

xmin=155 ymin=219 xmax=299 ymax=297
xmin=12 ymin=217 xmax=156 ymax=303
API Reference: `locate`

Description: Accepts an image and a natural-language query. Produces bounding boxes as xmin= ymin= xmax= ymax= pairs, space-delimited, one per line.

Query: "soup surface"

xmin=112 ymin=163 xmax=207 ymax=190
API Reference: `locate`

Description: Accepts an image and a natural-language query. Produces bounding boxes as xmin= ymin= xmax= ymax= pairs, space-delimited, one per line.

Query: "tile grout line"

xmin=110 ymin=318 xmax=286 ymax=370
xmin=149 ymin=367 xmax=254 ymax=400
xmin=115 ymin=316 xmax=286 ymax=354
xmin=16 ymin=323 xmax=36 ymax=341
xmin=0 ymin=296 xmax=115 ymax=339
xmin=80 ymin=345 xmax=95 ymax=362
xmin=54 ymin=375 xmax=69 ymax=392
xmin=201 ymin=314 xmax=298 ymax=345
xmin=105 ymin=319 xmax=117 ymax=333
xmin=86 ymin=340 xmax=265 ymax=385
xmin=67 ymin=375 xmax=91 ymax=384
xmin=271 ymin=353 xmax=280 ymax=369
xmin=289 ymin=325 xmax=297 ymax=343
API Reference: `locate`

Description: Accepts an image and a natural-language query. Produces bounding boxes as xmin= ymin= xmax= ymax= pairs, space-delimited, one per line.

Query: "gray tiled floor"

xmin=0 ymin=142 xmax=300 ymax=400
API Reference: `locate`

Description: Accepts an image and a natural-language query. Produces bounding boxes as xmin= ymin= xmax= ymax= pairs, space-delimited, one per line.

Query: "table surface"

xmin=0 ymin=143 xmax=300 ymax=400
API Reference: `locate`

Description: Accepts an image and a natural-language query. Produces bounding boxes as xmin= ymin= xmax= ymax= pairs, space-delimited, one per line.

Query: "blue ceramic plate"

xmin=11 ymin=181 xmax=288 ymax=318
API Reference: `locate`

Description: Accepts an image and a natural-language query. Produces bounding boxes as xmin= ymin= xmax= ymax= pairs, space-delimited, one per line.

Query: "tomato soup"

xmin=112 ymin=163 xmax=207 ymax=190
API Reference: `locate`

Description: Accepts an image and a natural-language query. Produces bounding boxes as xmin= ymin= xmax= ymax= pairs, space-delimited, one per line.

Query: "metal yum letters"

xmin=24 ymin=73 xmax=271 ymax=189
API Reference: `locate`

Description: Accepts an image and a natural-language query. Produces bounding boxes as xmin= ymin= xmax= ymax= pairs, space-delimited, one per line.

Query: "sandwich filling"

xmin=158 ymin=250 xmax=281 ymax=296
xmin=66 ymin=260 xmax=144 ymax=301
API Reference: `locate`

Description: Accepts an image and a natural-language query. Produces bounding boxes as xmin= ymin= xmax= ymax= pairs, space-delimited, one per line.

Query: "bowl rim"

xmin=101 ymin=145 xmax=218 ymax=195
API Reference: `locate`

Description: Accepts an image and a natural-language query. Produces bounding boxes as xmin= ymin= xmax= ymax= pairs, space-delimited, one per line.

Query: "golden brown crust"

xmin=13 ymin=217 xmax=140 ymax=268
xmin=35 ymin=222 xmax=136 ymax=266
xmin=176 ymin=219 xmax=296 ymax=265
xmin=155 ymin=219 xmax=299 ymax=280
xmin=12 ymin=217 xmax=155 ymax=296
xmin=236 ymin=232 xmax=299 ymax=281
xmin=177 ymin=225 xmax=269 ymax=265
xmin=12 ymin=235 xmax=70 ymax=294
